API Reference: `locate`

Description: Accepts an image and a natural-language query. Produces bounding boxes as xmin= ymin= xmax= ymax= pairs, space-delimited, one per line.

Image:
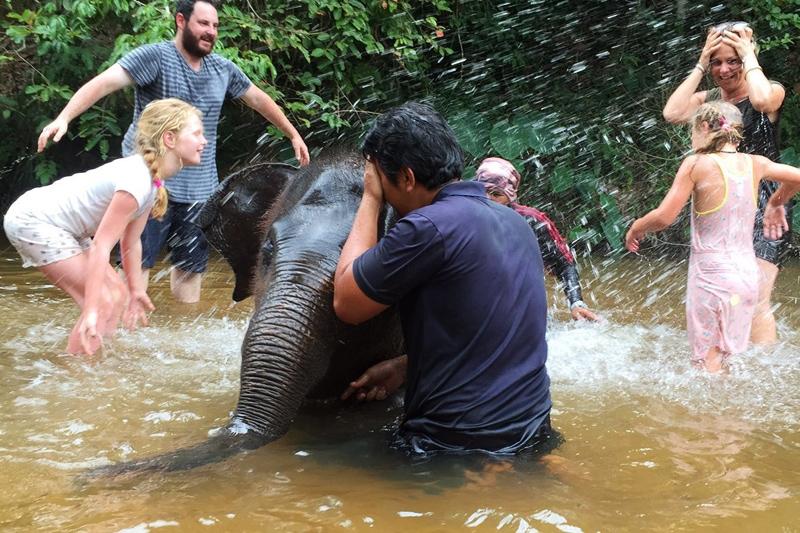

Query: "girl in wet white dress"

xmin=626 ymin=101 xmax=800 ymax=371
xmin=4 ymin=98 xmax=206 ymax=354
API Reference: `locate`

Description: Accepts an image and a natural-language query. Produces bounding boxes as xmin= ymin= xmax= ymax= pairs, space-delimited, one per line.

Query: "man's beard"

xmin=182 ymin=29 xmax=214 ymax=58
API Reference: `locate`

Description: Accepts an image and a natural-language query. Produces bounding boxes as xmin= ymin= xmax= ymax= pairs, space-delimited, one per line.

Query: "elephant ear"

xmin=196 ymin=162 xmax=297 ymax=301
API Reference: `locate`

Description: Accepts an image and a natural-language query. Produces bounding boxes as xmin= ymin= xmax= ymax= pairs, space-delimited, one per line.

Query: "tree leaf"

xmin=447 ymin=111 xmax=489 ymax=157
xmin=490 ymin=119 xmax=526 ymax=160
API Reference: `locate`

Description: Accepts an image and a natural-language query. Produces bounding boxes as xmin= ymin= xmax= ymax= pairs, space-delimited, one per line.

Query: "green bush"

xmin=2 ymin=0 xmax=797 ymax=251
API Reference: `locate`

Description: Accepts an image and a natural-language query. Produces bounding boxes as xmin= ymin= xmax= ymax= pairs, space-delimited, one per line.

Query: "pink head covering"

xmin=474 ymin=157 xmax=521 ymax=203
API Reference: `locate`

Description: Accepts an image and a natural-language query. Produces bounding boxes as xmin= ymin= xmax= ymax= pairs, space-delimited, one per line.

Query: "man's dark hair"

xmin=175 ymin=0 xmax=219 ymax=21
xmin=362 ymin=101 xmax=463 ymax=189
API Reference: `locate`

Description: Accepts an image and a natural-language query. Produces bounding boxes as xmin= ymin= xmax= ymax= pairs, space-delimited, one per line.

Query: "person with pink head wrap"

xmin=475 ymin=157 xmax=599 ymax=321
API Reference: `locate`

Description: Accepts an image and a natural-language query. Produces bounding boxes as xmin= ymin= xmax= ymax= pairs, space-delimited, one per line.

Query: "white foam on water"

xmin=117 ymin=520 xmax=180 ymax=533
xmin=35 ymin=455 xmax=111 ymax=470
xmin=59 ymin=420 xmax=94 ymax=435
xmin=547 ymin=319 xmax=800 ymax=427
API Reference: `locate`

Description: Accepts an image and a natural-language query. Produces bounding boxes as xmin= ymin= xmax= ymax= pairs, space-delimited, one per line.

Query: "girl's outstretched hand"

xmin=625 ymin=224 xmax=644 ymax=253
xmin=762 ymin=201 xmax=789 ymax=240
xmin=77 ymin=310 xmax=103 ymax=355
xmin=124 ymin=291 xmax=155 ymax=330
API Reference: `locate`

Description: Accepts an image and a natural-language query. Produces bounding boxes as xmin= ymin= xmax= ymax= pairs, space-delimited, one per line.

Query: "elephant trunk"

xmin=81 ymin=256 xmax=340 ymax=479
xmin=231 ymin=254 xmax=339 ymax=439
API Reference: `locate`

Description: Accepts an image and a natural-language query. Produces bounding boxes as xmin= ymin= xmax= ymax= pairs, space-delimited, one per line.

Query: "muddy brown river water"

xmin=0 ymin=242 xmax=798 ymax=531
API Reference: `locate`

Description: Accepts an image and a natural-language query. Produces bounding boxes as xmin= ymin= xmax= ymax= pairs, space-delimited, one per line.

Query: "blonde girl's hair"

xmin=135 ymin=98 xmax=202 ymax=219
xmin=691 ymin=101 xmax=744 ymax=154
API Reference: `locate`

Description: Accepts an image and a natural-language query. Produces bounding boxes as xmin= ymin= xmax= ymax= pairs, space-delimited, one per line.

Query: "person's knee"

xmin=170 ymin=268 xmax=202 ymax=303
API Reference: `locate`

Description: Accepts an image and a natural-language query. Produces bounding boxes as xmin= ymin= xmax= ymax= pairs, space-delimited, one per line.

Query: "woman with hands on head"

xmin=662 ymin=20 xmax=788 ymax=344
xmin=4 ymin=98 xmax=206 ymax=355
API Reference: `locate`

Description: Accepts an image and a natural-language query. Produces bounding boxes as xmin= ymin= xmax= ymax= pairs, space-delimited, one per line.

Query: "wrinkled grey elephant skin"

xmin=89 ymin=151 xmax=404 ymax=477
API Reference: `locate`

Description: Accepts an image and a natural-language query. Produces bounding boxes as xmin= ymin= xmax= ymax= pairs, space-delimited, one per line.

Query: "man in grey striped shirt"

xmin=38 ymin=0 xmax=309 ymax=303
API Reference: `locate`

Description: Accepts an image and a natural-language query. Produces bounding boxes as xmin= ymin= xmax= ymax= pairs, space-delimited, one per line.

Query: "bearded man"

xmin=38 ymin=0 xmax=310 ymax=303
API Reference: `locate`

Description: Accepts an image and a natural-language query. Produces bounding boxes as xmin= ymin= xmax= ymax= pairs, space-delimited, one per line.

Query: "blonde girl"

xmin=662 ymin=20 xmax=787 ymax=345
xmin=4 ymin=98 xmax=206 ymax=354
xmin=626 ymin=101 xmax=800 ymax=372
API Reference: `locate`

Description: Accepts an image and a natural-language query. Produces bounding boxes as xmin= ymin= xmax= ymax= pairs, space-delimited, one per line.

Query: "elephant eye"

xmin=261 ymin=238 xmax=275 ymax=268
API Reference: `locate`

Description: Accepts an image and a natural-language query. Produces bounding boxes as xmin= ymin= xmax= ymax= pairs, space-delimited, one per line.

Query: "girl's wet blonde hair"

xmin=135 ymin=98 xmax=202 ymax=219
xmin=691 ymin=101 xmax=744 ymax=154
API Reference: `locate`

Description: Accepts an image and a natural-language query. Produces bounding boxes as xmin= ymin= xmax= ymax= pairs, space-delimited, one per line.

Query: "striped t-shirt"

xmin=119 ymin=41 xmax=252 ymax=203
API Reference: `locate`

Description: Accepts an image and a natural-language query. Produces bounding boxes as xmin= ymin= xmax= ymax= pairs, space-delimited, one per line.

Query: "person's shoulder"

xmin=106 ymin=154 xmax=148 ymax=175
xmin=399 ymin=210 xmax=441 ymax=234
xmin=119 ymin=41 xmax=171 ymax=71
xmin=125 ymin=41 xmax=171 ymax=57
xmin=683 ymin=153 xmax=718 ymax=178
xmin=511 ymin=203 xmax=545 ymax=220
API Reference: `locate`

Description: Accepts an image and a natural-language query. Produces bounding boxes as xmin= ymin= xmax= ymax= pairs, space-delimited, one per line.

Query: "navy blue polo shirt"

xmin=353 ymin=181 xmax=551 ymax=454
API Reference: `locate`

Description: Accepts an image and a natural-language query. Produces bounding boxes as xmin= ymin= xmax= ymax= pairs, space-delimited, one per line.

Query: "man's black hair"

xmin=175 ymin=0 xmax=219 ymax=21
xmin=361 ymin=101 xmax=463 ymax=189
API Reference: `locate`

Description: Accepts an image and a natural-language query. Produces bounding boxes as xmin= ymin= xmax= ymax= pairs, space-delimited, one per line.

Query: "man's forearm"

xmin=335 ymin=193 xmax=382 ymax=279
xmin=244 ymin=86 xmax=302 ymax=141
xmin=57 ymin=66 xmax=130 ymax=123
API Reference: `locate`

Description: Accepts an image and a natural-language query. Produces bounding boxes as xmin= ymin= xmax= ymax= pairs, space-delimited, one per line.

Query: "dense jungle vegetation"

xmin=2 ymin=0 xmax=798 ymax=253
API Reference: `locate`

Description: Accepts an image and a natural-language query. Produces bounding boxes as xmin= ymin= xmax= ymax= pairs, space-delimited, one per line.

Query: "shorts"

xmin=3 ymin=203 xmax=90 ymax=268
xmin=141 ymin=200 xmax=208 ymax=273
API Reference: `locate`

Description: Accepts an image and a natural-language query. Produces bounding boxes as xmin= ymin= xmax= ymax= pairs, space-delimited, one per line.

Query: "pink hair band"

xmin=153 ymin=179 xmax=164 ymax=189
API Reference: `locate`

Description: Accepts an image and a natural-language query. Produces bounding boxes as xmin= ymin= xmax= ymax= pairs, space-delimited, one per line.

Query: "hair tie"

xmin=718 ymin=116 xmax=732 ymax=132
xmin=153 ymin=179 xmax=164 ymax=189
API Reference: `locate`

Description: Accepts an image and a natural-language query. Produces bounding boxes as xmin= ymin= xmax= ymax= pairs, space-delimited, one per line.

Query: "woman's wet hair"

xmin=361 ymin=101 xmax=463 ymax=189
xmin=691 ymin=101 xmax=744 ymax=154
xmin=135 ymin=98 xmax=202 ymax=219
xmin=708 ymin=20 xmax=759 ymax=55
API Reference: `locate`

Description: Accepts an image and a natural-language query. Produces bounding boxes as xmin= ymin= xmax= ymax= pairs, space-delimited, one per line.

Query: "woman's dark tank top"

xmin=705 ymin=83 xmax=791 ymax=260
xmin=705 ymin=85 xmax=782 ymax=161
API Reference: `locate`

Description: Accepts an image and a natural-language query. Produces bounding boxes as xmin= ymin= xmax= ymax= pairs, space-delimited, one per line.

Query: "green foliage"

xmin=34 ymin=159 xmax=57 ymax=185
xmin=442 ymin=104 xmax=628 ymax=251
xmin=2 ymin=0 xmax=798 ymax=253
xmin=0 ymin=0 xmax=450 ymax=190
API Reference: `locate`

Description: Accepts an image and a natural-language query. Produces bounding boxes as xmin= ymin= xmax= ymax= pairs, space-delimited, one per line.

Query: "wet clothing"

xmin=687 ymin=154 xmax=759 ymax=363
xmin=4 ymin=155 xmax=156 ymax=267
xmin=354 ymin=181 xmax=552 ymax=455
xmin=706 ymin=85 xmax=792 ymax=265
xmin=141 ymin=200 xmax=208 ymax=272
xmin=118 ymin=41 xmax=252 ymax=272
xmin=118 ymin=42 xmax=252 ymax=203
xmin=511 ymin=203 xmax=583 ymax=306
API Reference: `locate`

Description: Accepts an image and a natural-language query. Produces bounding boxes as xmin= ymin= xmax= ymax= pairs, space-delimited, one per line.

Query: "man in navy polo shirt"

xmin=333 ymin=102 xmax=553 ymax=455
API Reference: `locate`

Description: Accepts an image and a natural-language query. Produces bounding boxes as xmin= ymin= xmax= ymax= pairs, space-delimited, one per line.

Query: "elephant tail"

xmin=79 ymin=423 xmax=271 ymax=481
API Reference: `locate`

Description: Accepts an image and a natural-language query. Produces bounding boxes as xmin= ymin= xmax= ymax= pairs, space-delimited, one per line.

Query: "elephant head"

xmin=194 ymin=161 xmax=296 ymax=302
xmin=90 ymin=150 xmax=403 ymax=476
